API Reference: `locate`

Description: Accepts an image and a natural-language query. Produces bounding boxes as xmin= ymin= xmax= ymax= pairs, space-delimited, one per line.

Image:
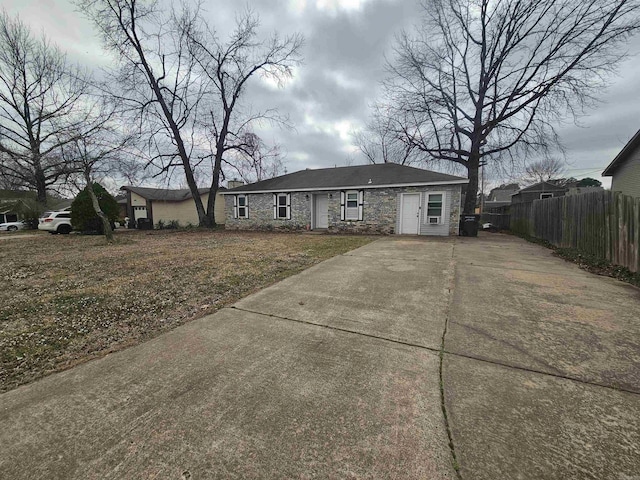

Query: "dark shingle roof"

xmin=224 ymin=164 xmax=467 ymax=193
xmin=120 ymin=186 xmax=225 ymax=201
xmin=603 ymin=129 xmax=640 ymax=176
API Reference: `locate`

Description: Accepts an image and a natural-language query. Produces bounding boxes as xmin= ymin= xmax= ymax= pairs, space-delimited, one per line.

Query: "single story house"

xmin=120 ymin=186 xmax=226 ymax=227
xmin=0 ymin=192 xmax=71 ymax=223
xmin=222 ymin=164 xmax=468 ymax=236
xmin=603 ymin=129 xmax=640 ymax=198
xmin=511 ymin=181 xmax=567 ymax=204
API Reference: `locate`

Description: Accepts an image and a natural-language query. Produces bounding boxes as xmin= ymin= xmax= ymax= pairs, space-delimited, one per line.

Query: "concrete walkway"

xmin=1 ymin=234 xmax=639 ymax=479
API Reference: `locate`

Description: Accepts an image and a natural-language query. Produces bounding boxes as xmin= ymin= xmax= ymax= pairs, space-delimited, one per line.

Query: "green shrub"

xmin=71 ymin=183 xmax=119 ymax=232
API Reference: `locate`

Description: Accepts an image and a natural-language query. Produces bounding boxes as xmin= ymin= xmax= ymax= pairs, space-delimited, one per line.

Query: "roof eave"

xmin=602 ymin=129 xmax=640 ymax=176
xmin=221 ymin=179 xmax=469 ymax=194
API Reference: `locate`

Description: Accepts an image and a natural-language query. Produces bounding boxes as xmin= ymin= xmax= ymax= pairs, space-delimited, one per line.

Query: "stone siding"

xmin=224 ymin=185 xmax=463 ymax=236
xmin=225 ymin=192 xmax=311 ymax=231
xmin=447 ymin=185 xmax=462 ymax=236
xmin=328 ymin=188 xmax=398 ymax=234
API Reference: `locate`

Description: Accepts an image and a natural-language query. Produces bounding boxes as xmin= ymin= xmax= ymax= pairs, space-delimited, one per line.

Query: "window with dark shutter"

xmin=277 ymin=194 xmax=288 ymax=219
xmin=236 ymin=195 xmax=248 ymax=218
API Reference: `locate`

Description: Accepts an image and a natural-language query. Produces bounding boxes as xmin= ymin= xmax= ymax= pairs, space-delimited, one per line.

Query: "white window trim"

xmin=340 ymin=190 xmax=364 ymax=221
xmin=234 ymin=194 xmax=248 ymax=219
xmin=425 ymin=191 xmax=445 ymax=225
xmin=274 ymin=193 xmax=291 ymax=220
xmin=345 ymin=190 xmax=359 ymax=221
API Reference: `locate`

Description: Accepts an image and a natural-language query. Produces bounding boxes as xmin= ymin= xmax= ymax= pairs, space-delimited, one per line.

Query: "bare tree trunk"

xmin=206 ymin=158 xmax=224 ymax=227
xmin=84 ymin=171 xmax=113 ymax=242
xmin=464 ymin=159 xmax=480 ymax=214
xmin=133 ymin=44 xmax=208 ymax=227
xmin=35 ymin=167 xmax=48 ymax=207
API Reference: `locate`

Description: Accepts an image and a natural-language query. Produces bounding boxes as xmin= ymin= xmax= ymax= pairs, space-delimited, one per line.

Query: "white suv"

xmin=38 ymin=211 xmax=73 ymax=234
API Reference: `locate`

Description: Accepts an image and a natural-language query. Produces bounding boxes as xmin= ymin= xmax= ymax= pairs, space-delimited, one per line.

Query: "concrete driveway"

xmin=1 ymin=233 xmax=639 ymax=479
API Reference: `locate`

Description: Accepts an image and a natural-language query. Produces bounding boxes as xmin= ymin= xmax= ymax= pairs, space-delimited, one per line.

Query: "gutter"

xmin=221 ymin=180 xmax=469 ymax=195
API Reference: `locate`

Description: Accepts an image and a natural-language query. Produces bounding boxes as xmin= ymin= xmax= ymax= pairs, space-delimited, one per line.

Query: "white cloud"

xmin=289 ymin=0 xmax=371 ymax=15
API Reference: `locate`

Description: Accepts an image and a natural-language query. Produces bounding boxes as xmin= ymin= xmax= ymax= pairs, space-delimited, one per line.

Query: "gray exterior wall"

xmin=224 ymin=191 xmax=311 ymax=231
xmin=224 ymin=184 xmax=462 ymax=236
xmin=611 ymin=149 xmax=640 ymax=198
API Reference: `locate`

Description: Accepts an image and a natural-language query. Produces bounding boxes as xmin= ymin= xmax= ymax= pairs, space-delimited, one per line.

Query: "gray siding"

xmin=611 ymin=149 xmax=640 ymax=198
xmin=420 ymin=187 xmax=460 ymax=236
xmin=224 ymin=185 xmax=463 ymax=236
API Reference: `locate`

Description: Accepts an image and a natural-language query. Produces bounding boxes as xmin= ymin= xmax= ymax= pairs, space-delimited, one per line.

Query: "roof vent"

xmin=368 ymin=178 xmax=372 ymax=184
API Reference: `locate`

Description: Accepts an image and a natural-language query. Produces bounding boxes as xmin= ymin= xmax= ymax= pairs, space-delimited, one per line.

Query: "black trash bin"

xmin=137 ymin=218 xmax=153 ymax=230
xmin=459 ymin=214 xmax=480 ymax=237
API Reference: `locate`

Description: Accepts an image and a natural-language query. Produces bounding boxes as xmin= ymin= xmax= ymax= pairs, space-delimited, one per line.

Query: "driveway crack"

xmin=440 ymin=241 xmax=463 ymax=480
xmin=228 ymin=306 xmax=441 ymax=353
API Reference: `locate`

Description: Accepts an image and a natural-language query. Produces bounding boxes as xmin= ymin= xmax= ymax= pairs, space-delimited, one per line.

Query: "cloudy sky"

xmin=4 ymin=0 xmax=640 ymax=190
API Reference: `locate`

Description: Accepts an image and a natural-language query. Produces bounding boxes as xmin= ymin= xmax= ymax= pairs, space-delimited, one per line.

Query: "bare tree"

xmin=383 ymin=0 xmax=640 ymax=213
xmin=353 ymin=106 xmax=418 ymax=165
xmin=0 ymin=11 xmax=98 ymax=207
xmin=185 ymin=9 xmax=303 ymax=225
xmin=77 ymin=0 xmax=211 ymax=223
xmin=62 ymin=123 xmax=134 ymax=241
xmin=79 ymin=2 xmax=302 ymax=226
xmin=522 ymin=158 xmax=565 ymax=185
xmin=226 ymin=132 xmax=284 ymax=183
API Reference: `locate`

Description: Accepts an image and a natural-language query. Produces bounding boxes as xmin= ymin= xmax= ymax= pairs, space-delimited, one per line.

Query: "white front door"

xmin=400 ymin=193 xmax=420 ymax=234
xmin=315 ymin=195 xmax=329 ymax=229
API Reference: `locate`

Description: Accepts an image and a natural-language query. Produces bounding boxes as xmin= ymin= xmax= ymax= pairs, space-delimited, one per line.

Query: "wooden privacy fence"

xmin=510 ymin=191 xmax=640 ymax=272
xmin=480 ymin=212 xmax=511 ymax=230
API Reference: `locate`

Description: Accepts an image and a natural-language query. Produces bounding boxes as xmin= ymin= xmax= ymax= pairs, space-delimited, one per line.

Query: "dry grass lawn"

xmin=0 ymin=230 xmax=375 ymax=392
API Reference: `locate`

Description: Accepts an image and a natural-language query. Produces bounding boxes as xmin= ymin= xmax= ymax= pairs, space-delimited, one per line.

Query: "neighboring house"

xmin=222 ymin=164 xmax=468 ymax=236
xmin=603 ymin=129 xmax=640 ymax=198
xmin=483 ymin=183 xmax=520 ymax=212
xmin=120 ymin=186 xmax=226 ymax=227
xmin=488 ymin=183 xmax=520 ymax=202
xmin=0 ymin=190 xmax=71 ymax=223
xmin=511 ymin=181 xmax=568 ymax=204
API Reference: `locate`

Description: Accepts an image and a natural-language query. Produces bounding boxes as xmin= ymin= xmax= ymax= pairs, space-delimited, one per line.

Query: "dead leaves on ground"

xmin=0 ymin=230 xmax=374 ymax=392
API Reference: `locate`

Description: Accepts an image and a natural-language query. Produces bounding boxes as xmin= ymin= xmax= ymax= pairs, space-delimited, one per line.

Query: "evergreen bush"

xmin=71 ymin=183 xmax=119 ymax=232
